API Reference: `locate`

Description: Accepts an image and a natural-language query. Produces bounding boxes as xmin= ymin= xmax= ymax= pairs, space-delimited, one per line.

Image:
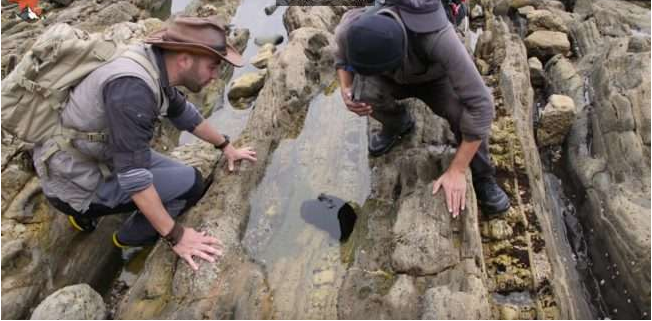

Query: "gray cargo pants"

xmin=353 ymin=74 xmax=495 ymax=179
xmin=48 ymin=151 xmax=204 ymax=245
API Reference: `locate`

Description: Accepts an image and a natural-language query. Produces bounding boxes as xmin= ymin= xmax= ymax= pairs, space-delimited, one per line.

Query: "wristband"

xmin=163 ymin=221 xmax=184 ymax=247
xmin=214 ymin=134 xmax=230 ymax=150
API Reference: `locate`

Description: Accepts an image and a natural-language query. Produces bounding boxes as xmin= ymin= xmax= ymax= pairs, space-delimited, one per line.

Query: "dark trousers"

xmin=48 ymin=152 xmax=205 ymax=245
xmin=353 ymin=74 xmax=496 ymax=180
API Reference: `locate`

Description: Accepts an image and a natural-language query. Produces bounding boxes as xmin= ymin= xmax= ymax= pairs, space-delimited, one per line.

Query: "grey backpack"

xmin=1 ymin=23 xmax=158 ymax=176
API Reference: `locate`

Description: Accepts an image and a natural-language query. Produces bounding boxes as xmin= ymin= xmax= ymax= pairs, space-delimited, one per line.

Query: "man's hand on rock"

xmin=223 ymin=144 xmax=257 ymax=172
xmin=341 ymin=87 xmax=372 ymax=116
xmin=432 ymin=168 xmax=467 ymax=218
xmin=172 ymin=228 xmax=223 ymax=271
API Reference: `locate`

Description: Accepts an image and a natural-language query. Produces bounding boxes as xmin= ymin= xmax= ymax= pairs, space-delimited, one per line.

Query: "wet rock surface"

xmin=0 ymin=2 xmax=232 ymax=319
xmin=2 ymin=0 xmax=650 ymax=319
xmin=116 ymin=8 xmax=339 ymax=318
xmin=562 ymin=2 xmax=651 ymax=317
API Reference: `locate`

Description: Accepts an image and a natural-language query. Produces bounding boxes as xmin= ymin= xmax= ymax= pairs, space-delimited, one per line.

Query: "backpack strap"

xmin=120 ymin=49 xmax=169 ymax=116
xmin=120 ymin=50 xmax=160 ymax=86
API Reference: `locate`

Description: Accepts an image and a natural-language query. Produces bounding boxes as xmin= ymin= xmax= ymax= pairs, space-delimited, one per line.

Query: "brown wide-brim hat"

xmin=145 ymin=15 xmax=244 ymax=67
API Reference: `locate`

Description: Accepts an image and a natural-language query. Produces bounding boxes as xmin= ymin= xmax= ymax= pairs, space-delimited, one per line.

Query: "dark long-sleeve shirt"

xmin=333 ymin=7 xmax=494 ymax=140
xmin=103 ymin=48 xmax=203 ymax=194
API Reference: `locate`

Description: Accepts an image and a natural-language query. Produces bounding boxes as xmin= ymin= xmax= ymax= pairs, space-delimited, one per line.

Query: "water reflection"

xmin=300 ymin=194 xmax=357 ymax=242
xmin=180 ymin=0 xmax=288 ymax=144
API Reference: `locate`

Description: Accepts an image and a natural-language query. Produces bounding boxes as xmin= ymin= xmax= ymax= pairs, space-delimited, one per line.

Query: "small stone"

xmin=475 ymin=58 xmax=491 ymax=75
xmin=600 ymin=279 xmax=605 ymax=286
xmin=471 ymin=5 xmax=484 ymax=19
xmin=264 ymin=4 xmax=278 ymax=15
xmin=517 ymin=5 xmax=535 ymax=16
xmin=536 ymin=94 xmax=576 ymax=146
xmin=254 ymin=34 xmax=284 ymax=46
xmin=499 ymin=305 xmax=520 ymax=320
xmin=228 ymin=70 xmax=267 ymax=101
xmin=14 ymin=224 xmax=26 ymax=234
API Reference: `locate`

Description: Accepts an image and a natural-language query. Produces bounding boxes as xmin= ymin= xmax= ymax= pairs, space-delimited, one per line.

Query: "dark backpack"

xmin=373 ymin=0 xmax=469 ymax=28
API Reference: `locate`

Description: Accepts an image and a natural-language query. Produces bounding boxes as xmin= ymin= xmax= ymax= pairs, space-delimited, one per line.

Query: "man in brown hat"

xmin=34 ymin=16 xmax=255 ymax=271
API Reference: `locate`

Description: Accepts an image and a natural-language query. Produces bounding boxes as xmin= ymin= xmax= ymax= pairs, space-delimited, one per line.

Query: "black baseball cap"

xmin=385 ymin=0 xmax=449 ymax=33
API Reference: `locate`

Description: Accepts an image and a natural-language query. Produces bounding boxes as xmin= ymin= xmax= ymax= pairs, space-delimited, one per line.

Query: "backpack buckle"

xmin=85 ymin=132 xmax=108 ymax=143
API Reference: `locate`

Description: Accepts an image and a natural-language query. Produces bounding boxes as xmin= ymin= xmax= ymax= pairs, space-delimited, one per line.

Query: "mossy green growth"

xmin=490 ymin=118 xmax=525 ymax=173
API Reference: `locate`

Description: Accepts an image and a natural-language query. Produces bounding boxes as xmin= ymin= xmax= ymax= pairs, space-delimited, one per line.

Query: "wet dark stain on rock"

xmin=300 ymin=193 xmax=357 ymax=242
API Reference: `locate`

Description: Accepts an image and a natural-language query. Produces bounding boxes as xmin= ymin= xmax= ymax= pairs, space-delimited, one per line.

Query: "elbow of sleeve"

xmin=117 ymin=168 xmax=154 ymax=194
xmin=460 ymin=105 xmax=494 ymax=140
xmin=170 ymin=102 xmax=203 ymax=132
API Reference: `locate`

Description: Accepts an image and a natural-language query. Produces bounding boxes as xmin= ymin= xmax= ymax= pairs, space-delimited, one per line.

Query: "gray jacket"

xmin=33 ymin=44 xmax=200 ymax=212
xmin=334 ymin=7 xmax=494 ymax=140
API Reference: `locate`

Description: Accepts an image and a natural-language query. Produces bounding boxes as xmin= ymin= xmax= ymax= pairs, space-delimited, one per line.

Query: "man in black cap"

xmin=333 ymin=0 xmax=510 ymax=217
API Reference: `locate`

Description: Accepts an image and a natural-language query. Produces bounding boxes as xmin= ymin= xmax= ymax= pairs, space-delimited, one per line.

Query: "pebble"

xmin=264 ymin=4 xmax=277 ymax=15
xmin=254 ymin=34 xmax=284 ymax=46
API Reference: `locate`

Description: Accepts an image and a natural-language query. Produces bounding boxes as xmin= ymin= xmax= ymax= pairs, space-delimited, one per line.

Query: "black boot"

xmin=68 ymin=214 xmax=98 ymax=232
xmin=368 ymin=118 xmax=415 ymax=157
xmin=473 ymin=176 xmax=511 ymax=215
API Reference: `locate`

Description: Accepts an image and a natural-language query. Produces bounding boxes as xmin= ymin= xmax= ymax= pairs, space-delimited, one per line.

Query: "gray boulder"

xmin=537 ymin=94 xmax=577 ymax=146
xmin=526 ymin=9 xmax=568 ymax=34
xmin=30 ymin=284 xmax=106 ymax=320
xmin=227 ymin=70 xmax=267 ymax=101
xmin=524 ymin=30 xmax=571 ymax=60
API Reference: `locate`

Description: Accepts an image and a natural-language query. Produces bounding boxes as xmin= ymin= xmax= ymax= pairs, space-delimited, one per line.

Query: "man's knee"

xmin=178 ymin=167 xmax=204 ymax=211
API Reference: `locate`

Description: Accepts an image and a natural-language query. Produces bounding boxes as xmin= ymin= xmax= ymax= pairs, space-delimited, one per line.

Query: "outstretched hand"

xmin=222 ymin=144 xmax=257 ymax=172
xmin=341 ymin=87 xmax=372 ymax=116
xmin=172 ymin=227 xmax=223 ymax=271
xmin=432 ymin=168 xmax=467 ymax=218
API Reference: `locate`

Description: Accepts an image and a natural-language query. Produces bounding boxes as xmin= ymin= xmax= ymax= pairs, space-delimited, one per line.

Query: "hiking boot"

xmin=369 ymin=118 xmax=415 ymax=157
xmin=474 ymin=176 xmax=511 ymax=215
xmin=68 ymin=214 xmax=97 ymax=232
